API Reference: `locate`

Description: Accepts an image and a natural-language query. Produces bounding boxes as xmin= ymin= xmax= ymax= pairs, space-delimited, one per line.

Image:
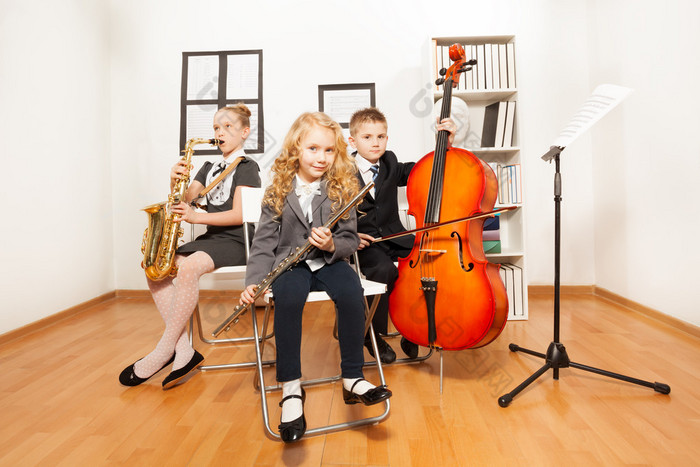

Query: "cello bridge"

xmin=419 ymin=249 xmax=446 ymax=256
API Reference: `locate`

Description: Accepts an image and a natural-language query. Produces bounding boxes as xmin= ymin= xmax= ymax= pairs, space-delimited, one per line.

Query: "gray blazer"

xmin=245 ymin=180 xmax=360 ymax=287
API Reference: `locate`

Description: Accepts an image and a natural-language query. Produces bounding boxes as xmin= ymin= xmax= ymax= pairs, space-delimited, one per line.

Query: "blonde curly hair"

xmin=264 ymin=112 xmax=359 ymax=219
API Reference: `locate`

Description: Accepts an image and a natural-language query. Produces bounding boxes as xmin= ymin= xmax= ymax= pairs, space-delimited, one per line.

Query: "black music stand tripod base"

xmin=498 ymin=147 xmax=670 ymax=408
xmin=497 ymin=342 xmax=670 ymax=407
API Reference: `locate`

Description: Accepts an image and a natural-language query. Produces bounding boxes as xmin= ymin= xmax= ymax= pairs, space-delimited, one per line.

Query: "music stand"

xmin=497 ymin=85 xmax=671 ymax=407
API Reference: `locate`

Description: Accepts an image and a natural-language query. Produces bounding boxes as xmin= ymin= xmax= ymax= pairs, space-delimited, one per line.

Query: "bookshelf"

xmin=428 ymin=34 xmax=528 ymax=320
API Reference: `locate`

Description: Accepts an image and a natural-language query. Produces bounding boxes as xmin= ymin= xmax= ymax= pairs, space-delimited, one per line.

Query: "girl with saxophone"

xmin=239 ymin=112 xmax=392 ymax=443
xmin=120 ymin=104 xmax=261 ymax=389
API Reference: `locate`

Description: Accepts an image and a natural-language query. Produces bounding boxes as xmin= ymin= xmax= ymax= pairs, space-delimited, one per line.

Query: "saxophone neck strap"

xmin=190 ymin=156 xmax=244 ymax=209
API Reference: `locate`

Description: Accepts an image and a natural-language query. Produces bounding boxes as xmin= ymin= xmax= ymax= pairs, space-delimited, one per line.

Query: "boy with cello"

xmin=349 ymin=107 xmax=457 ymax=363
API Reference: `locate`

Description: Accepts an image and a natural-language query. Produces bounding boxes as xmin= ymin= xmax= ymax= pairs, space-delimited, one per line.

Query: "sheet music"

xmin=226 ymin=54 xmax=259 ymax=99
xmin=186 ymin=55 xmax=219 ymax=101
xmin=186 ymin=104 xmax=218 ymax=146
xmin=552 ymin=84 xmax=632 ymax=148
xmin=243 ymin=104 xmax=258 ymax=150
xmin=323 ymin=89 xmax=372 ymax=123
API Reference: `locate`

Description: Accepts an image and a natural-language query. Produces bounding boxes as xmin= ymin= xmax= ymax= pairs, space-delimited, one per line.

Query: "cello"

xmin=388 ymin=44 xmax=508 ymax=350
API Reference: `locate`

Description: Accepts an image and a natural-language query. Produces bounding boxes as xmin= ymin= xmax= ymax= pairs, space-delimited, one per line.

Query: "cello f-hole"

xmin=450 ymin=231 xmax=474 ymax=272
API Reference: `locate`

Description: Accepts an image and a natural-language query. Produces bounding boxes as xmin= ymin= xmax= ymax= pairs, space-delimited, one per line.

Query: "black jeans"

xmin=271 ymin=261 xmax=365 ymax=382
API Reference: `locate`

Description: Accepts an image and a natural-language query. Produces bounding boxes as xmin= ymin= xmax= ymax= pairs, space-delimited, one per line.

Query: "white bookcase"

xmin=427 ymin=34 xmax=528 ymax=320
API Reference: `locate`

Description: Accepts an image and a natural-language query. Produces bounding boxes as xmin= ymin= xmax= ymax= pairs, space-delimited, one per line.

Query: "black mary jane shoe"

xmin=162 ymin=351 xmax=204 ymax=390
xmin=343 ymin=378 xmax=392 ymax=406
xmin=278 ymin=388 xmax=306 ymax=443
xmin=119 ymin=354 xmax=175 ymax=387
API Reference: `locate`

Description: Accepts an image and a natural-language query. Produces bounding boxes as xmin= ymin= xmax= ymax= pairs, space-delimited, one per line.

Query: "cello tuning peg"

xmin=439 ymin=68 xmax=447 ymax=76
xmin=466 ymin=59 xmax=477 ymax=66
xmin=435 ymin=78 xmax=445 ymax=86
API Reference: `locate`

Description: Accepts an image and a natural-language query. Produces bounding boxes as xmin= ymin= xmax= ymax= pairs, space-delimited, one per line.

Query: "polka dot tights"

xmin=134 ymin=251 xmax=214 ymax=378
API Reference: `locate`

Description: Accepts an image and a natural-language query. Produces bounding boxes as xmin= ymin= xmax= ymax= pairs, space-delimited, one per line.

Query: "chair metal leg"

xmin=190 ymin=303 xmax=276 ymax=372
xmin=360 ymin=295 xmax=435 ymax=367
xmin=252 ymin=295 xmax=391 ymax=441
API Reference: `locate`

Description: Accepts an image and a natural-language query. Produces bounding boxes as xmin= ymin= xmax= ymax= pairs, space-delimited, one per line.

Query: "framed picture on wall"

xmin=318 ymin=83 xmax=375 ymax=140
xmin=180 ymin=49 xmax=264 ymax=155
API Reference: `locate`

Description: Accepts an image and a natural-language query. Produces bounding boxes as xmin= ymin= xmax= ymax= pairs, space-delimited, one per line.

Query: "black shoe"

xmin=400 ymin=337 xmax=419 ymax=359
xmin=343 ymin=378 xmax=392 ymax=406
xmin=364 ymin=335 xmax=396 ymax=364
xmin=278 ymin=388 xmax=306 ymax=443
xmin=162 ymin=351 xmax=204 ymax=390
xmin=119 ymin=354 xmax=175 ymax=387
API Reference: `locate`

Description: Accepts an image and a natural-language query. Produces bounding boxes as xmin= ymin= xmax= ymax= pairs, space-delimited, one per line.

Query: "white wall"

xmin=109 ymin=0 xmax=595 ymax=292
xmin=2 ymin=0 xmax=697 ymax=334
xmin=0 ymin=0 xmax=113 ymax=334
xmin=587 ymin=0 xmax=700 ymax=326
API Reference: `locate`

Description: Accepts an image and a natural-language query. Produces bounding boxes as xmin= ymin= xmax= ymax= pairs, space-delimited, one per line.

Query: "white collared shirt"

xmin=295 ymin=175 xmax=325 ymax=272
xmin=355 ymin=154 xmax=377 ymax=197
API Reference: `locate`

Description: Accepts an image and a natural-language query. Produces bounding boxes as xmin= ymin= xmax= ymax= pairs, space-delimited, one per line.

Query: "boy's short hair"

xmin=349 ymin=107 xmax=387 ymax=136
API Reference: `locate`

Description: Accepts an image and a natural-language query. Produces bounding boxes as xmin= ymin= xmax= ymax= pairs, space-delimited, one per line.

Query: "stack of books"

xmin=483 ymin=215 xmax=501 ymax=254
xmin=481 ymin=101 xmax=516 ymax=148
xmin=498 ymin=263 xmax=525 ymax=319
xmin=487 ymin=162 xmax=522 ymax=205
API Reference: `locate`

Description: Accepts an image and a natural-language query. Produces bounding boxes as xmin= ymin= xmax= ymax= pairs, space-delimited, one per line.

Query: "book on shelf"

xmin=464 ymin=45 xmax=474 ymax=90
xmin=500 ymin=263 xmax=524 ymax=318
xmin=484 ymin=44 xmax=493 ymax=90
xmin=506 ymin=42 xmax=516 ymax=88
xmin=476 ymin=45 xmax=486 ymax=90
xmin=498 ymin=44 xmax=508 ymax=89
xmin=483 ymin=229 xmax=500 ymax=241
xmin=483 ymin=240 xmax=501 ymax=254
xmin=481 ymin=102 xmax=499 ymax=147
xmin=503 ymin=101 xmax=516 ymax=147
xmin=494 ymin=101 xmax=508 ymax=148
xmin=499 ymin=263 xmax=515 ymax=317
xmin=483 ymin=215 xmax=500 ymax=231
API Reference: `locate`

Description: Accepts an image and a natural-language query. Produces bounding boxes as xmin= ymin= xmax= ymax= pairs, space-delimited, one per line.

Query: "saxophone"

xmin=141 ymin=137 xmax=219 ymax=281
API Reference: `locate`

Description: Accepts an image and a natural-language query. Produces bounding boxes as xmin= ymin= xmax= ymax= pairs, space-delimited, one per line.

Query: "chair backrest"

xmin=240 ymin=186 xmax=264 ymax=260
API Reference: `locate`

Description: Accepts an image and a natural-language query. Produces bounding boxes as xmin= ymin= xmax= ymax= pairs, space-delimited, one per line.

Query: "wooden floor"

xmin=1 ymin=292 xmax=698 ymax=466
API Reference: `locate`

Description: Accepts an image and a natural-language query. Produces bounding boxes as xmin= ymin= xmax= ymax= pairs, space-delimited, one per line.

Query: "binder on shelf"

xmin=484 ymin=44 xmax=493 ymax=90
xmin=483 ymin=229 xmax=500 ymax=241
xmin=503 ymin=101 xmax=516 ymax=147
xmin=499 ymin=263 xmax=515 ymax=318
xmin=506 ymin=42 xmax=516 ymax=88
xmin=511 ymin=264 xmax=524 ymax=317
xmin=471 ymin=45 xmax=480 ymax=90
xmin=491 ymin=44 xmax=501 ymax=89
xmin=481 ymin=102 xmax=499 ymax=147
xmin=464 ymin=45 xmax=474 ymax=90
xmin=483 ymin=216 xmax=500 ymax=231
xmin=494 ymin=101 xmax=508 ymax=147
xmin=476 ymin=45 xmax=486 ymax=90
xmin=498 ymin=44 xmax=508 ymax=89
xmin=483 ymin=240 xmax=501 ymax=254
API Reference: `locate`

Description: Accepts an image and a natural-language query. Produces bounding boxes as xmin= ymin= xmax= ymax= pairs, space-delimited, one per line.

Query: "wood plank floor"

xmin=0 ymin=292 xmax=698 ymax=466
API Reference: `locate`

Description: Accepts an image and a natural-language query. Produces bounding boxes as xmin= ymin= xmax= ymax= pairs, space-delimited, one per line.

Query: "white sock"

xmin=281 ymin=379 xmax=303 ymax=423
xmin=343 ymin=377 xmax=375 ymax=395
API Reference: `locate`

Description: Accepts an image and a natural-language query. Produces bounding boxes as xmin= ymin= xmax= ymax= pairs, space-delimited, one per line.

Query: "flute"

xmin=212 ymin=181 xmax=374 ymax=337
